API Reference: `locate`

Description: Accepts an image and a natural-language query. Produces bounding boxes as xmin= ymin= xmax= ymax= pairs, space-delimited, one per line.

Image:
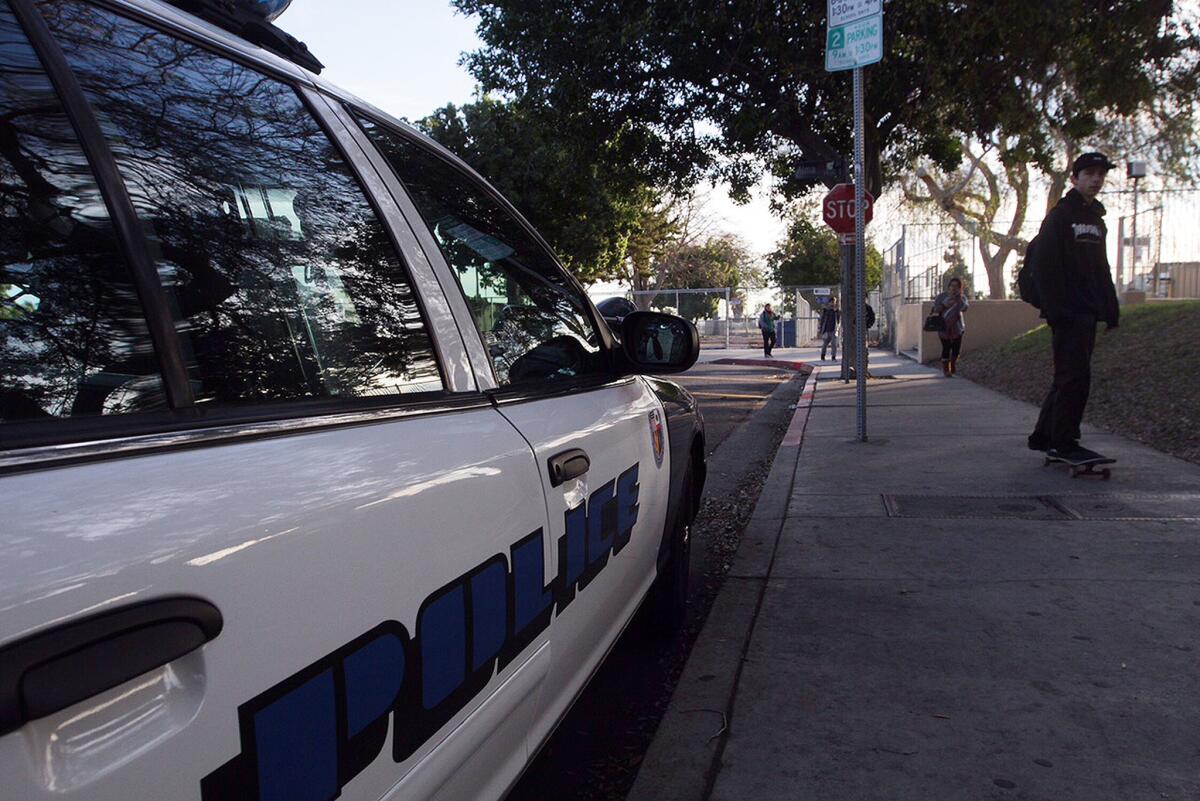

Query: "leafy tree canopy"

xmin=455 ymin=0 xmax=1199 ymax=198
xmin=767 ymin=213 xmax=881 ymax=291
xmin=655 ymin=233 xmax=757 ymax=290
xmin=414 ymin=97 xmax=661 ymax=283
xmin=940 ymin=245 xmax=973 ymax=296
xmin=646 ymin=233 xmax=759 ymax=319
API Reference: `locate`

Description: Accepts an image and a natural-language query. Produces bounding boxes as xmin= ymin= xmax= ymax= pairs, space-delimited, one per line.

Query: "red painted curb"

xmin=782 ymin=368 xmax=821 ymax=447
xmin=708 ymin=358 xmax=813 ymax=373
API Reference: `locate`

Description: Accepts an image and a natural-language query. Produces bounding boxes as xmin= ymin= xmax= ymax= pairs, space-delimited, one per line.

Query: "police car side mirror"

xmin=617 ymin=311 xmax=699 ymax=375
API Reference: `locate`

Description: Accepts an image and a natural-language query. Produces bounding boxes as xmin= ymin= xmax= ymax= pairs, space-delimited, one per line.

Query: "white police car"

xmin=0 ymin=1 xmax=706 ymax=798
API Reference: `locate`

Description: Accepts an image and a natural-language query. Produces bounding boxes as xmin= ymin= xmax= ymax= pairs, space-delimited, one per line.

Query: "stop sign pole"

xmin=822 ymin=182 xmax=874 ymax=436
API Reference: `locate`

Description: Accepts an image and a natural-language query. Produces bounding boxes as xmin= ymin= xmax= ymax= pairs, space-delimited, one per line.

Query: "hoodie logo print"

xmin=1072 ymin=223 xmax=1103 ymax=241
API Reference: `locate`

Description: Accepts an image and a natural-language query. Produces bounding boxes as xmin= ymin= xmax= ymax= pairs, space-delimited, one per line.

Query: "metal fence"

xmin=1111 ymin=188 xmax=1200 ymax=297
xmin=628 ymin=286 xmax=839 ymax=350
xmin=887 ymin=187 xmax=1200 ymax=306
xmin=630 ymin=287 xmax=734 ymax=348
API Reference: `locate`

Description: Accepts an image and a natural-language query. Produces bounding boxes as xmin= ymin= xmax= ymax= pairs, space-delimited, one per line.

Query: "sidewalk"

xmin=629 ymin=350 xmax=1200 ymax=801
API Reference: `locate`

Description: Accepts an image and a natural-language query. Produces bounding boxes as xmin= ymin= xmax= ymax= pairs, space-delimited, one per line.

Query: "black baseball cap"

xmin=1072 ymin=152 xmax=1116 ymax=176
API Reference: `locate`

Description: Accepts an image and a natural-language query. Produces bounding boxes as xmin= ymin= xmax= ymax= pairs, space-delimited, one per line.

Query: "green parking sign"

xmin=825 ymin=14 xmax=883 ymax=72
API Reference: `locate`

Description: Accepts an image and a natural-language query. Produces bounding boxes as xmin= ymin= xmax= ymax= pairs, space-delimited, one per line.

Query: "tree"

xmin=648 ymin=233 xmax=757 ymax=320
xmin=903 ymin=140 xmax=1032 ymax=298
xmin=766 ymin=213 xmax=882 ymax=306
xmin=621 ymin=190 xmax=727 ymax=297
xmin=905 ymin=81 xmax=1199 ymax=299
xmin=414 ymin=97 xmax=661 ymax=284
xmin=767 ymin=215 xmax=842 ymax=289
xmin=455 ymin=0 xmax=1200 ymax=204
xmin=899 ymin=0 xmax=1199 ymax=298
xmin=940 ymin=245 xmax=971 ymax=295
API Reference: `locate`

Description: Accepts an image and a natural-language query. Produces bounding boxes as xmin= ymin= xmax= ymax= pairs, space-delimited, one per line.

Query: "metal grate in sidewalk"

xmin=883 ymin=495 xmax=1069 ymax=519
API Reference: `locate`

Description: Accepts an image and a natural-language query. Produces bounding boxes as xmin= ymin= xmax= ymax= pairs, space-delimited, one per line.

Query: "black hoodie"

xmin=1032 ymin=188 xmax=1120 ymax=327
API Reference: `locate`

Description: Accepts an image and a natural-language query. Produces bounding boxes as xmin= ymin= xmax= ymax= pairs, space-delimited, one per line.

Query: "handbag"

xmin=923 ymin=312 xmax=945 ymax=332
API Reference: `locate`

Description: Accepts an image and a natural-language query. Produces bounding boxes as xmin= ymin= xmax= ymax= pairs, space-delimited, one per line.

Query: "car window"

xmin=0 ymin=1 xmax=168 ymax=424
xmin=41 ymin=0 xmax=443 ymax=406
xmin=353 ymin=114 xmax=604 ymax=387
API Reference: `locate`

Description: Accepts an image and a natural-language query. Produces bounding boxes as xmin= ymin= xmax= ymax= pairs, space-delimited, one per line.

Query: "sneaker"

xmin=1046 ymin=441 xmax=1076 ymax=459
xmin=1066 ymin=445 xmax=1104 ymax=463
xmin=1049 ymin=444 xmax=1100 ymax=464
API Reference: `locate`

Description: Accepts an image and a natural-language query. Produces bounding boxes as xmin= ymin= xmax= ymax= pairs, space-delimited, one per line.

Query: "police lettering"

xmin=201 ymin=463 xmax=640 ymax=801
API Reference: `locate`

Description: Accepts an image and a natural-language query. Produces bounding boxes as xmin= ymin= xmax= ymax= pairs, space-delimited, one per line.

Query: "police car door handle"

xmin=548 ymin=448 xmax=590 ymax=487
xmin=0 ymin=596 xmax=223 ymax=736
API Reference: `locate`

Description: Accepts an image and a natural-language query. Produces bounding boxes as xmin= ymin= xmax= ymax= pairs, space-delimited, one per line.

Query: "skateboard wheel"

xmin=1043 ymin=458 xmax=1052 ymax=467
xmin=1069 ymin=466 xmax=1080 ymax=478
xmin=1100 ymin=469 xmax=1111 ymax=480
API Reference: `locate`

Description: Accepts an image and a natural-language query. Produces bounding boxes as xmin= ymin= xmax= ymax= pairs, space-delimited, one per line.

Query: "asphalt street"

xmin=670 ymin=362 xmax=804 ymax=453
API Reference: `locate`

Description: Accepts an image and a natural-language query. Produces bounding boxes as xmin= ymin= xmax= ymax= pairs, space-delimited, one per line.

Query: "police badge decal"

xmin=648 ymin=409 xmax=665 ymax=468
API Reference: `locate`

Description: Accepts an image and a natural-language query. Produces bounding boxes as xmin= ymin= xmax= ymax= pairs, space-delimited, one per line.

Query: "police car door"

xmin=351 ymin=118 xmax=672 ymax=750
xmin=0 ymin=3 xmax=553 ymax=801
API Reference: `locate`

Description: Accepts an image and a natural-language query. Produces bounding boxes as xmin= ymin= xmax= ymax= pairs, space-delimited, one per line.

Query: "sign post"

xmin=851 ymin=69 xmax=867 ymax=440
xmin=826 ymin=0 xmax=882 ymax=442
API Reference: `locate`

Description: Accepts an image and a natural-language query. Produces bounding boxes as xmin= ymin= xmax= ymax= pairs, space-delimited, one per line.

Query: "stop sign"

xmin=822 ymin=183 xmax=874 ymax=234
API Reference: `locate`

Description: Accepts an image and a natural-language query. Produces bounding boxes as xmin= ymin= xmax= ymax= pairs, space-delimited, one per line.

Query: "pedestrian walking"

xmin=1028 ymin=152 xmax=1120 ymax=461
xmin=931 ymin=277 xmax=969 ymax=377
xmin=758 ymin=303 xmax=779 ymax=357
xmin=818 ymin=298 xmax=839 ymax=361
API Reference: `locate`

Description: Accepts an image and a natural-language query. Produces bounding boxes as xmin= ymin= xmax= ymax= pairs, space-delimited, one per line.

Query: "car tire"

xmin=645 ymin=468 xmax=692 ymax=634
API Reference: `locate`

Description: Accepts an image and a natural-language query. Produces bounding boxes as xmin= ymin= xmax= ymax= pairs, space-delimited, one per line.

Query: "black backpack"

xmin=1017 ymin=235 xmax=1041 ymax=308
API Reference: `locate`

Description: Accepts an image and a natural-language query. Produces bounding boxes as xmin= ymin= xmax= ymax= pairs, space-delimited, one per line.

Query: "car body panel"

xmin=493 ymin=377 xmax=671 ymax=750
xmin=0 ymin=408 xmax=553 ymax=800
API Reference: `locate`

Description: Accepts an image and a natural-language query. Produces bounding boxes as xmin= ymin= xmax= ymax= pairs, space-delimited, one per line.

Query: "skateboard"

xmin=1043 ymin=452 xmax=1116 ymax=479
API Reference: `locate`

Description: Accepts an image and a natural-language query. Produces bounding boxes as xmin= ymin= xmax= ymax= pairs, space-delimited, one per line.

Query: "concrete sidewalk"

xmin=629 ymin=351 xmax=1200 ymax=801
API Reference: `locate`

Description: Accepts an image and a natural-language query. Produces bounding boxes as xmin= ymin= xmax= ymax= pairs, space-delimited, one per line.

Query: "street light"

xmin=1127 ymin=161 xmax=1147 ymax=293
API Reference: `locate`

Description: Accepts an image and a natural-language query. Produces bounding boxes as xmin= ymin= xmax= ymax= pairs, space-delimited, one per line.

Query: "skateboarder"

xmin=759 ymin=303 xmax=779 ymax=357
xmin=1028 ymin=152 xmax=1120 ymax=463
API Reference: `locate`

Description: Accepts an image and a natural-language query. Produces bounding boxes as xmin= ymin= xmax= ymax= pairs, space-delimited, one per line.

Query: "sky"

xmin=278 ymin=0 xmax=788 ymax=264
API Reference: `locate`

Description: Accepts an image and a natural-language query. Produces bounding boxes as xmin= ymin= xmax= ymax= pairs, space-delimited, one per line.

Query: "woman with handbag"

xmin=931 ymin=277 xmax=969 ymax=377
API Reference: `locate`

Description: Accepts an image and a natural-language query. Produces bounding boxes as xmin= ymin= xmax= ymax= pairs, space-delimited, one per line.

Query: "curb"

xmin=625 ymin=367 xmax=822 ymax=801
xmin=708 ymin=358 xmax=813 ymax=372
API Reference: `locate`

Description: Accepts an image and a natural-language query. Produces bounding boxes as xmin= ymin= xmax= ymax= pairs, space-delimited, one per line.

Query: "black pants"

xmin=762 ymin=329 xmax=776 ymax=356
xmin=1032 ymin=315 xmax=1097 ymax=448
xmin=940 ymin=335 xmax=963 ymax=362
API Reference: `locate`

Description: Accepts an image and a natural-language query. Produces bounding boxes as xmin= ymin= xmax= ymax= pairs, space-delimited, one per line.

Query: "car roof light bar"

xmin=163 ymin=0 xmax=323 ymax=73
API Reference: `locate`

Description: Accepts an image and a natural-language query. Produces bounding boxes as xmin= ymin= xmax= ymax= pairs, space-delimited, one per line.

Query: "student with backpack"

xmin=758 ymin=303 xmax=779 ymax=357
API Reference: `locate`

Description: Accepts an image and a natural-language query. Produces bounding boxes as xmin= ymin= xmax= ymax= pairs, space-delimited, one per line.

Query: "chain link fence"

xmin=628 ymin=286 xmax=839 ymax=350
xmin=887 ymin=187 xmax=1200 ymax=307
xmin=1112 ymin=188 xmax=1200 ymax=298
